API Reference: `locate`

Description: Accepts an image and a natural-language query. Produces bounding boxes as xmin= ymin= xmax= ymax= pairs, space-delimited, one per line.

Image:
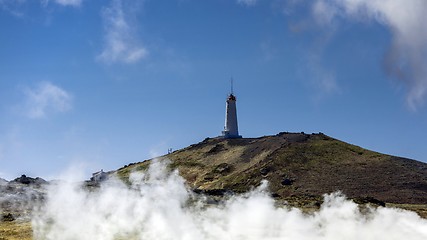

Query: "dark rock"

xmin=193 ymin=188 xmax=233 ymax=196
xmin=207 ymin=144 xmax=225 ymax=154
xmin=214 ymin=163 xmax=232 ymax=175
xmin=280 ymin=133 xmax=310 ymax=143
xmin=281 ymin=178 xmax=294 ymax=186
xmin=2 ymin=213 xmax=15 ymax=222
xmin=203 ymin=176 xmax=214 ymax=181
xmin=11 ymin=175 xmax=47 ymax=185
xmin=271 ymin=193 xmax=281 ymax=198
xmin=353 ymin=197 xmax=386 ymax=207
xmin=260 ymin=167 xmax=271 ymax=176
xmin=16 ymin=175 xmax=31 ymax=184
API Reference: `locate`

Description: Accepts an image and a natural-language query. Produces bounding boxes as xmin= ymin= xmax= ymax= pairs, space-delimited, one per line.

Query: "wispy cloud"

xmin=306 ymin=52 xmax=340 ymax=95
xmin=0 ymin=0 xmax=27 ymax=17
xmin=24 ymin=81 xmax=72 ymax=119
xmin=52 ymin=0 xmax=82 ymax=7
xmin=97 ymin=0 xmax=148 ymax=64
xmin=42 ymin=0 xmax=83 ymax=7
xmin=0 ymin=0 xmax=83 ymax=17
xmin=312 ymin=0 xmax=427 ymax=110
xmin=237 ymin=0 xmax=258 ymax=6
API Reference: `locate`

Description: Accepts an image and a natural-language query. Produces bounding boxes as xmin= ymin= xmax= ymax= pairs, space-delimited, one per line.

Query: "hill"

xmin=117 ymin=132 xmax=427 ymax=205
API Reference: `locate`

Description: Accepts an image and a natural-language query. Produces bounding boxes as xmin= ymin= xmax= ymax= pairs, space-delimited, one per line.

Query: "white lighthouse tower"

xmin=222 ymin=80 xmax=242 ymax=139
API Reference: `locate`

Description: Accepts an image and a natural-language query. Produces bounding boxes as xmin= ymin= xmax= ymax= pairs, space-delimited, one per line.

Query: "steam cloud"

xmin=31 ymin=160 xmax=427 ymax=240
xmin=312 ymin=0 xmax=427 ymax=110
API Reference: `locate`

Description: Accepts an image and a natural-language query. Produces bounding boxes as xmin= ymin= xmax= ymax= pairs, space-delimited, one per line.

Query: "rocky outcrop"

xmin=0 ymin=175 xmax=48 ymax=221
xmin=10 ymin=175 xmax=47 ymax=186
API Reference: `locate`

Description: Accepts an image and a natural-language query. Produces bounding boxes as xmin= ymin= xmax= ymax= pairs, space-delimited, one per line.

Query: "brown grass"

xmin=0 ymin=220 xmax=32 ymax=240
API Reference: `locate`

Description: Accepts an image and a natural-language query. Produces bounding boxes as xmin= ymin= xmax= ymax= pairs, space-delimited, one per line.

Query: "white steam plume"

xmin=312 ymin=0 xmax=427 ymax=110
xmin=32 ymin=159 xmax=427 ymax=240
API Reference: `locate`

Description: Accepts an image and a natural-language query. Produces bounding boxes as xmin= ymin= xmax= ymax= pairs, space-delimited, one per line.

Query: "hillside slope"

xmin=117 ymin=132 xmax=427 ymax=204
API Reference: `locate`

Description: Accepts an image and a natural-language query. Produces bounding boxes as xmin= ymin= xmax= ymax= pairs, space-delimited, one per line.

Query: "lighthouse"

xmin=222 ymin=80 xmax=242 ymax=139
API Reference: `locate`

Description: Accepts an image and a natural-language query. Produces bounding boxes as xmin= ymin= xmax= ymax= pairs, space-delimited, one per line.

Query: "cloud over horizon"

xmin=312 ymin=0 xmax=427 ymax=110
xmin=24 ymin=81 xmax=72 ymax=119
xmin=97 ymin=0 xmax=148 ymax=64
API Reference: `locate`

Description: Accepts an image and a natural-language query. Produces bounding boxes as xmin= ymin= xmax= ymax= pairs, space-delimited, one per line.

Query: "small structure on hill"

xmin=222 ymin=79 xmax=242 ymax=139
xmin=91 ymin=169 xmax=108 ymax=183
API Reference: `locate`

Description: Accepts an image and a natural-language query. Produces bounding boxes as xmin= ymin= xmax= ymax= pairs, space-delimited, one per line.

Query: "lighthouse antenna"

xmin=230 ymin=77 xmax=234 ymax=95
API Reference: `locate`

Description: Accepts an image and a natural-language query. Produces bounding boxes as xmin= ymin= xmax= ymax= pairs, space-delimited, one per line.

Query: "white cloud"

xmin=295 ymin=43 xmax=341 ymax=101
xmin=307 ymin=53 xmax=339 ymax=95
xmin=41 ymin=0 xmax=82 ymax=7
xmin=97 ymin=0 xmax=148 ymax=64
xmin=312 ymin=0 xmax=338 ymax=26
xmin=53 ymin=0 xmax=82 ymax=7
xmin=24 ymin=81 xmax=72 ymax=119
xmin=0 ymin=0 xmax=27 ymax=17
xmin=0 ymin=0 xmax=82 ymax=17
xmin=312 ymin=0 xmax=427 ymax=110
xmin=237 ymin=0 xmax=258 ymax=6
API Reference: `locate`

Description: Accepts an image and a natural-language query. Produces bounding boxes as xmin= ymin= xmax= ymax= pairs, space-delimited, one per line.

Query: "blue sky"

xmin=1 ymin=0 xmax=427 ymax=180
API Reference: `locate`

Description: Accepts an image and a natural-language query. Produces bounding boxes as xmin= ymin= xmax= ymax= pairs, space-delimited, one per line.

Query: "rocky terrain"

xmin=0 ymin=175 xmax=47 ymax=240
xmin=0 ymin=175 xmax=47 ymax=220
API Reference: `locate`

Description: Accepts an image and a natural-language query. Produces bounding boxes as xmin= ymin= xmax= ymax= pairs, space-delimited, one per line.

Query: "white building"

xmin=91 ymin=169 xmax=108 ymax=183
xmin=222 ymin=90 xmax=242 ymax=139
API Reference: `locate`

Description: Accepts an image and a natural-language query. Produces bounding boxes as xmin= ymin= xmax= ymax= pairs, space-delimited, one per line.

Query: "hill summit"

xmin=117 ymin=132 xmax=427 ymax=205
